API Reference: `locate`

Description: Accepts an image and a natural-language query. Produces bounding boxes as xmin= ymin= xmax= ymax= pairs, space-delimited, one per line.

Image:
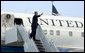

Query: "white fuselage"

xmin=1 ymin=11 xmax=84 ymax=50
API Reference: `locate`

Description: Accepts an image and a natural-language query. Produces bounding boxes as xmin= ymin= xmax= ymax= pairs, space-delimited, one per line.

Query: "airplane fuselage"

xmin=1 ymin=11 xmax=84 ymax=51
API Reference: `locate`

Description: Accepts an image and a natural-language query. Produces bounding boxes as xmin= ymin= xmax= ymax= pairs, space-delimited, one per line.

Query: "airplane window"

xmin=81 ymin=32 xmax=84 ymax=37
xmin=43 ymin=30 xmax=47 ymax=35
xmin=69 ymin=31 xmax=72 ymax=36
xmin=50 ymin=30 xmax=54 ymax=35
xmin=56 ymin=30 xmax=60 ymax=36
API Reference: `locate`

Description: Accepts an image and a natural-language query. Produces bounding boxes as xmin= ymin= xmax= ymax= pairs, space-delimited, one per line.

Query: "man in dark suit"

xmin=30 ymin=11 xmax=43 ymax=41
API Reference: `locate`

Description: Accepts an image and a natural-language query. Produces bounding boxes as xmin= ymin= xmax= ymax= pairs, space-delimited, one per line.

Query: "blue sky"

xmin=1 ymin=1 xmax=84 ymax=17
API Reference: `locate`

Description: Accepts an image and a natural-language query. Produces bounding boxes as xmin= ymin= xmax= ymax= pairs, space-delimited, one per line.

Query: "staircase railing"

xmin=17 ymin=25 xmax=39 ymax=52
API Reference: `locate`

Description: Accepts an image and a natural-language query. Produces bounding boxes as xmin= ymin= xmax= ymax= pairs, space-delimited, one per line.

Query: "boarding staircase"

xmin=4 ymin=24 xmax=57 ymax=52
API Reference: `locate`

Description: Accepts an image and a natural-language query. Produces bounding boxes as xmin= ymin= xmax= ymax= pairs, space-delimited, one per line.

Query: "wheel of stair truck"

xmin=1 ymin=13 xmax=15 ymax=27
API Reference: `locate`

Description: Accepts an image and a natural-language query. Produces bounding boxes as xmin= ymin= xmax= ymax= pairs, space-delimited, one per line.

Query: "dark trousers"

xmin=30 ymin=24 xmax=38 ymax=40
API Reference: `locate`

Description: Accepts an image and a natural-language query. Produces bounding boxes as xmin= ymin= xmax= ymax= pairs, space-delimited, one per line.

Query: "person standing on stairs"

xmin=29 ymin=11 xmax=43 ymax=41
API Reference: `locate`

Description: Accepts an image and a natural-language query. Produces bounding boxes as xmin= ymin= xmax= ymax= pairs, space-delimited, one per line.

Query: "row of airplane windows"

xmin=42 ymin=30 xmax=84 ymax=37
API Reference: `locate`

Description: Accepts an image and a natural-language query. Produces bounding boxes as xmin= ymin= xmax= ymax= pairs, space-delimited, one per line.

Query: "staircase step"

xmin=35 ymin=40 xmax=40 ymax=42
xmin=36 ymin=44 xmax=45 ymax=48
xmin=39 ymin=49 xmax=45 ymax=51
xmin=34 ymin=41 xmax=42 ymax=44
xmin=35 ymin=42 xmax=44 ymax=47
xmin=37 ymin=46 xmax=44 ymax=48
xmin=36 ymin=45 xmax=43 ymax=48
xmin=38 ymin=47 xmax=45 ymax=50
xmin=35 ymin=42 xmax=42 ymax=44
xmin=40 ymin=50 xmax=45 ymax=52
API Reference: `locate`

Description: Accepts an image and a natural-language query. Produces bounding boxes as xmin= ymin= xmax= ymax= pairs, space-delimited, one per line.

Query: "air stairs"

xmin=4 ymin=24 xmax=57 ymax=52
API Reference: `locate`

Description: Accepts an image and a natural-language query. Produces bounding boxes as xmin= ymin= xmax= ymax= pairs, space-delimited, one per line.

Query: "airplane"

xmin=1 ymin=11 xmax=84 ymax=52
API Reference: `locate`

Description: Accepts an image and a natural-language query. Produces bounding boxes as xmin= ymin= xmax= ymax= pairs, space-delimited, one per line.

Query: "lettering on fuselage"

xmin=27 ymin=17 xmax=83 ymax=28
xmin=1 ymin=13 xmax=83 ymax=28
